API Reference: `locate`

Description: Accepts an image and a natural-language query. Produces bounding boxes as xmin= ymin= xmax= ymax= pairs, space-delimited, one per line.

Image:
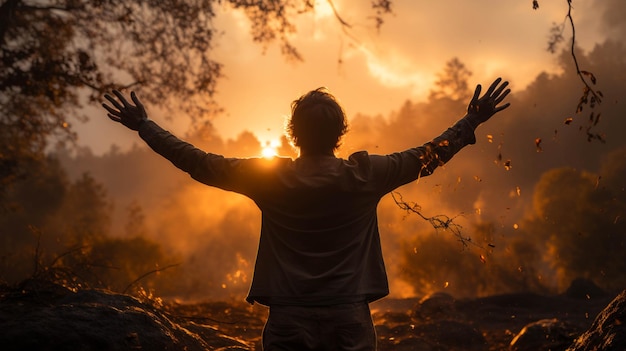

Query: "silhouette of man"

xmin=103 ymin=78 xmax=510 ymax=351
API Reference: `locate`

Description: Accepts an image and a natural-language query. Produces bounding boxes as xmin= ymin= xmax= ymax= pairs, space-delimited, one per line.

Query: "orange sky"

xmin=78 ymin=0 xmax=605 ymax=155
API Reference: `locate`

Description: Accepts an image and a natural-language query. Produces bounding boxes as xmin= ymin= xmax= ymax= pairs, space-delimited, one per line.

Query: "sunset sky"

xmin=78 ymin=0 xmax=609 ymax=155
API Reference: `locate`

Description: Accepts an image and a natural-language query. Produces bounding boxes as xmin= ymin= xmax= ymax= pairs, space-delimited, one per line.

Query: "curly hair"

xmin=287 ymin=88 xmax=348 ymax=154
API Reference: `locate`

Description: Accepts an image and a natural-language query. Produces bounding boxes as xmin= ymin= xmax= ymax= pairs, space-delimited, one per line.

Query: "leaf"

xmin=535 ymin=137 xmax=542 ymax=152
xmin=564 ymin=117 xmax=573 ymax=125
xmin=504 ymin=160 xmax=512 ymax=171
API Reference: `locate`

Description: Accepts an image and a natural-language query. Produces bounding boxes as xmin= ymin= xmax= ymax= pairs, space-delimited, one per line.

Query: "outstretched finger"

xmin=130 ymin=91 xmax=145 ymax=112
xmin=493 ymin=80 xmax=509 ymax=98
xmin=494 ymin=102 xmax=511 ymax=113
xmin=472 ymin=84 xmax=482 ymax=102
xmin=104 ymin=93 xmax=124 ymax=111
xmin=112 ymin=90 xmax=132 ymax=107
xmin=494 ymin=88 xmax=511 ymax=105
xmin=485 ymin=77 xmax=502 ymax=96
xmin=107 ymin=113 xmax=122 ymax=123
xmin=102 ymin=103 xmax=122 ymax=117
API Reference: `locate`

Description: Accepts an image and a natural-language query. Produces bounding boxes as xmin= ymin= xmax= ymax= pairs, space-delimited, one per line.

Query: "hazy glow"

xmin=261 ymin=139 xmax=280 ymax=158
xmin=314 ymin=0 xmax=335 ymax=19
xmin=363 ymin=48 xmax=432 ymax=95
xmin=25 ymin=0 xmax=626 ymax=302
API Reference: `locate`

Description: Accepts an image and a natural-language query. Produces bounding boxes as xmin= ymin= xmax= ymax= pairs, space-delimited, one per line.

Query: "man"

xmin=102 ymin=78 xmax=510 ymax=351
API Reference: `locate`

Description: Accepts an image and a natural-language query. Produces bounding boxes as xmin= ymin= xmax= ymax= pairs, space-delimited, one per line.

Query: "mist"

xmin=26 ymin=30 xmax=618 ymax=301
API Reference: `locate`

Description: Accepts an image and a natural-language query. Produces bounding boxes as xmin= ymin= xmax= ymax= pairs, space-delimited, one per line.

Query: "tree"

xmin=0 ymin=0 xmax=393 ymax=195
xmin=429 ymin=57 xmax=473 ymax=102
xmin=521 ymin=159 xmax=626 ymax=292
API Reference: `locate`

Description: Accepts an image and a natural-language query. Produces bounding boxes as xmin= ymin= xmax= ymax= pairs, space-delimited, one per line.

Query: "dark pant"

xmin=262 ymin=302 xmax=377 ymax=351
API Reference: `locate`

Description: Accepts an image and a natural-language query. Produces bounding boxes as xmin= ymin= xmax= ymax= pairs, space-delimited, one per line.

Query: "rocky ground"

xmin=0 ymin=278 xmax=623 ymax=350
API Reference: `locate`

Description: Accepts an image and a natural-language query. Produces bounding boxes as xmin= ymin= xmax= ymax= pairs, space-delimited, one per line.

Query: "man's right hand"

xmin=466 ymin=78 xmax=511 ymax=127
xmin=102 ymin=90 xmax=148 ymax=131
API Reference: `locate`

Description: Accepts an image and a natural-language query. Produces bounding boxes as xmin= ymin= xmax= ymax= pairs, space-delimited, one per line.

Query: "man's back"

xmin=136 ymin=119 xmax=477 ymax=305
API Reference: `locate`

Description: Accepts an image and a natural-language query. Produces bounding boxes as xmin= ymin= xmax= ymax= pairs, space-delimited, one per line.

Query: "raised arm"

xmin=101 ymin=90 xmax=250 ymax=192
xmin=424 ymin=77 xmax=511 ymax=169
xmin=381 ymin=78 xmax=511 ymax=188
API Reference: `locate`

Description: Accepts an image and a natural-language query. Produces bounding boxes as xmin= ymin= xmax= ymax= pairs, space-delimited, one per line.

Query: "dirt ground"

xmin=165 ymin=290 xmax=615 ymax=351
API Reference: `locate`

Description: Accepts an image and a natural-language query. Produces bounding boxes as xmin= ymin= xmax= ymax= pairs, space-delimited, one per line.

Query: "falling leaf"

xmin=496 ymin=143 xmax=503 ymax=163
xmin=444 ymin=281 xmax=449 ymax=288
xmin=513 ymin=223 xmax=519 ymax=230
xmin=504 ymin=160 xmax=512 ymax=171
xmin=564 ymin=117 xmax=573 ymax=125
xmin=516 ymin=186 xmax=521 ymax=196
xmin=479 ymin=254 xmax=486 ymax=263
xmin=487 ymin=134 xmax=493 ymax=143
xmin=475 ymin=208 xmax=481 ymax=215
xmin=473 ymin=176 xmax=482 ymax=182
xmin=535 ymin=137 xmax=542 ymax=152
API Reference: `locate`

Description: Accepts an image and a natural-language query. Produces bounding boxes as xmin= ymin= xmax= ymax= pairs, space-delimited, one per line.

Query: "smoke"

xmin=57 ymin=37 xmax=626 ymax=300
xmin=597 ymin=0 xmax=626 ymax=42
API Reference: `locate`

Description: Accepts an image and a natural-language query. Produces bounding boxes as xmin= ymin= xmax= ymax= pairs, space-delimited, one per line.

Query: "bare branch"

xmin=536 ymin=0 xmax=605 ymax=142
xmin=122 ymin=263 xmax=181 ymax=294
xmin=325 ymin=0 xmax=351 ymax=28
xmin=391 ymin=192 xmax=482 ymax=249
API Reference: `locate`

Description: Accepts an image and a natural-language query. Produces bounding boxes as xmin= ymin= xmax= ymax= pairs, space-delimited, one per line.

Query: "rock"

xmin=413 ymin=320 xmax=487 ymax=350
xmin=564 ymin=278 xmax=607 ymax=299
xmin=391 ymin=336 xmax=434 ymax=351
xmin=566 ymin=289 xmax=626 ymax=351
xmin=509 ymin=318 xmax=579 ymax=351
xmin=413 ymin=292 xmax=456 ymax=320
xmin=0 ymin=279 xmax=251 ymax=351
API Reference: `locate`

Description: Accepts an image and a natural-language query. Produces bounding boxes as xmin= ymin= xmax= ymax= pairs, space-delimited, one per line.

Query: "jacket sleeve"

xmin=373 ymin=116 xmax=477 ymax=193
xmin=137 ymin=120 xmax=243 ymax=190
xmin=419 ymin=117 xmax=477 ymax=175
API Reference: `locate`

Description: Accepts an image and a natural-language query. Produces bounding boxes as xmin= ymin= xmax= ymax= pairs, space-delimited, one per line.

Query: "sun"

xmin=261 ymin=139 xmax=280 ymax=158
xmin=313 ymin=0 xmax=335 ymax=19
